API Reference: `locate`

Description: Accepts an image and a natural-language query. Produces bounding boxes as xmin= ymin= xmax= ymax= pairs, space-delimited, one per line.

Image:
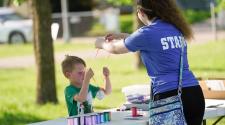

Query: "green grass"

xmin=188 ymin=41 xmax=225 ymax=78
xmin=0 ymin=41 xmax=225 ymax=125
xmin=0 ymin=42 xmax=94 ymax=58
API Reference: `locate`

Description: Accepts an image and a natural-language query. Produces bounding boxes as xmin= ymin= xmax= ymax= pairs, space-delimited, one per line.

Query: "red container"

xmin=131 ymin=107 xmax=137 ymax=117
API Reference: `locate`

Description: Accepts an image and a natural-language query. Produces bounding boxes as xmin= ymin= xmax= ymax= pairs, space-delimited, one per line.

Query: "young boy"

xmin=62 ymin=55 xmax=112 ymax=116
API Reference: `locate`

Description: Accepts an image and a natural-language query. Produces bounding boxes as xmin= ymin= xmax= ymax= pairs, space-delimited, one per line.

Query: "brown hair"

xmin=61 ymin=55 xmax=86 ymax=76
xmin=137 ymin=0 xmax=193 ymax=40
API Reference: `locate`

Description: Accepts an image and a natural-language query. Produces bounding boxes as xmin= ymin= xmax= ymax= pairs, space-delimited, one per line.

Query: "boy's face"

xmin=67 ymin=63 xmax=86 ymax=85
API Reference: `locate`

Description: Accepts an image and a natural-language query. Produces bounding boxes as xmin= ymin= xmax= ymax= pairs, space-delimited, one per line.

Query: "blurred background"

xmin=0 ymin=0 xmax=224 ymax=125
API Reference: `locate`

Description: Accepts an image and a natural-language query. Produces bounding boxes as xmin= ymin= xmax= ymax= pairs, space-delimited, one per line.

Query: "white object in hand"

xmin=96 ymin=90 xmax=105 ymax=100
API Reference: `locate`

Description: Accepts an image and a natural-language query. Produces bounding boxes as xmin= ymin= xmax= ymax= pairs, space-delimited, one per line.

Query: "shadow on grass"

xmin=0 ymin=111 xmax=46 ymax=125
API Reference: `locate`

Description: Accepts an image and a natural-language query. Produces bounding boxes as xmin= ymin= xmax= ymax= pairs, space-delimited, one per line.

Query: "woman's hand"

xmin=105 ymin=34 xmax=121 ymax=41
xmin=105 ymin=33 xmax=129 ymax=42
xmin=95 ymin=35 xmax=130 ymax=54
xmin=95 ymin=37 xmax=106 ymax=49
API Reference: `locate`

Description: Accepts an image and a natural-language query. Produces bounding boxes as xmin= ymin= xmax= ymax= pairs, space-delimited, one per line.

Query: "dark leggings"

xmin=154 ymin=85 xmax=205 ymax=125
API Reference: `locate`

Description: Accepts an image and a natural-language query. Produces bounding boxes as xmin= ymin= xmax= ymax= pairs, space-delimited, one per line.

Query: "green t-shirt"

xmin=64 ymin=84 xmax=100 ymax=116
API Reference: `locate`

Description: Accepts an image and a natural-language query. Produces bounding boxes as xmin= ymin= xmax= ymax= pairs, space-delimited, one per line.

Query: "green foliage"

xmin=216 ymin=0 xmax=225 ymax=12
xmin=120 ymin=14 xmax=133 ymax=33
xmin=12 ymin=0 xmax=27 ymax=6
xmin=85 ymin=15 xmax=134 ymax=35
xmin=183 ymin=9 xmax=210 ymax=24
xmin=0 ymin=0 xmax=3 ymax=6
xmin=107 ymin=0 xmax=132 ymax=6
xmin=86 ymin=22 xmax=107 ymax=36
xmin=119 ymin=10 xmax=211 ymax=34
xmin=120 ymin=10 xmax=211 ymax=33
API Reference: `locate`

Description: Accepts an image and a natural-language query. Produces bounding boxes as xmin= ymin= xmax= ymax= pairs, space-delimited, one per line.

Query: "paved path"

xmin=0 ymin=50 xmax=113 ymax=68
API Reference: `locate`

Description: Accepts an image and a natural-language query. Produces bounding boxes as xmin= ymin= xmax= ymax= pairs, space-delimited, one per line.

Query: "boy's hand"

xmin=103 ymin=67 xmax=110 ymax=77
xmin=85 ymin=68 xmax=94 ymax=80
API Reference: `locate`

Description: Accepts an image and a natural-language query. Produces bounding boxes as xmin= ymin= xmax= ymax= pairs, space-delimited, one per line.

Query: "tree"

xmin=107 ymin=0 xmax=144 ymax=69
xmin=31 ymin=0 xmax=58 ymax=104
xmin=14 ymin=0 xmax=58 ymax=104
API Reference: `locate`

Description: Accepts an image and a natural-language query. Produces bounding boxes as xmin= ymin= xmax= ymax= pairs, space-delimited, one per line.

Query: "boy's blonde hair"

xmin=61 ymin=55 xmax=86 ymax=77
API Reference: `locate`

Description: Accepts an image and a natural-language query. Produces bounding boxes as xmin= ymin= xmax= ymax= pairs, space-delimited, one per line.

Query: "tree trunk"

xmin=31 ymin=0 xmax=58 ymax=104
xmin=133 ymin=1 xmax=144 ymax=69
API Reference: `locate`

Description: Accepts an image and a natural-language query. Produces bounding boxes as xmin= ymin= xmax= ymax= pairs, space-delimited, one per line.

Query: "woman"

xmin=95 ymin=0 xmax=205 ymax=124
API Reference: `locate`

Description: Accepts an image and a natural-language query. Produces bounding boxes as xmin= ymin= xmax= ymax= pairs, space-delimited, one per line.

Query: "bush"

xmin=120 ymin=14 xmax=133 ymax=33
xmin=119 ymin=10 xmax=211 ymax=34
xmin=86 ymin=21 xmax=107 ymax=36
xmin=88 ymin=9 xmax=210 ymax=35
xmin=183 ymin=9 xmax=211 ymax=24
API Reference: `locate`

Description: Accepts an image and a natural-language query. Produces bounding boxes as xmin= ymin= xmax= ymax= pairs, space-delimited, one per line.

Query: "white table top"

xmin=204 ymin=99 xmax=225 ymax=119
xmin=29 ymin=99 xmax=225 ymax=125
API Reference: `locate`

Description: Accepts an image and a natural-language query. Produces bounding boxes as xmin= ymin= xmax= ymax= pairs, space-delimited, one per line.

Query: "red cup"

xmin=131 ymin=107 xmax=137 ymax=117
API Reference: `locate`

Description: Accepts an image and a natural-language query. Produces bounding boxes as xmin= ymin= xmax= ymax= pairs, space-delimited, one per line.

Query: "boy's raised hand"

xmin=75 ymin=68 xmax=94 ymax=103
xmin=103 ymin=67 xmax=110 ymax=77
xmin=85 ymin=68 xmax=94 ymax=80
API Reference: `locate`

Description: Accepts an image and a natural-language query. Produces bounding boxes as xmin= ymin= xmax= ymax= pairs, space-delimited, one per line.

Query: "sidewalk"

xmin=191 ymin=19 xmax=225 ymax=43
xmin=0 ymin=50 xmax=112 ymax=68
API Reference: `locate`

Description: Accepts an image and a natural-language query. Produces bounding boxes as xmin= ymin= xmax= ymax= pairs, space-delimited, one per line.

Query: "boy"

xmin=62 ymin=55 xmax=112 ymax=116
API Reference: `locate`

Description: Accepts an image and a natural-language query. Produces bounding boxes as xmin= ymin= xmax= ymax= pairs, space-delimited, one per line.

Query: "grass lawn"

xmin=188 ymin=41 xmax=225 ymax=78
xmin=0 ymin=41 xmax=225 ymax=125
xmin=0 ymin=41 xmax=94 ymax=58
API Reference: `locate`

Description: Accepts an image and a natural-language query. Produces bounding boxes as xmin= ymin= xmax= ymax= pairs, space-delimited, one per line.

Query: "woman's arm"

xmin=95 ymin=38 xmax=129 ymax=54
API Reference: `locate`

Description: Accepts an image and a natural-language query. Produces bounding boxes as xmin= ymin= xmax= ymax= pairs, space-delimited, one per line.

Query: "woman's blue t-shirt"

xmin=124 ymin=19 xmax=198 ymax=95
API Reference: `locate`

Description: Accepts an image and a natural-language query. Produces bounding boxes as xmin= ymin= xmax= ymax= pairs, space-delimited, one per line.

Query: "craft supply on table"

xmin=67 ymin=112 xmax=111 ymax=125
xmin=123 ymin=107 xmax=144 ymax=120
